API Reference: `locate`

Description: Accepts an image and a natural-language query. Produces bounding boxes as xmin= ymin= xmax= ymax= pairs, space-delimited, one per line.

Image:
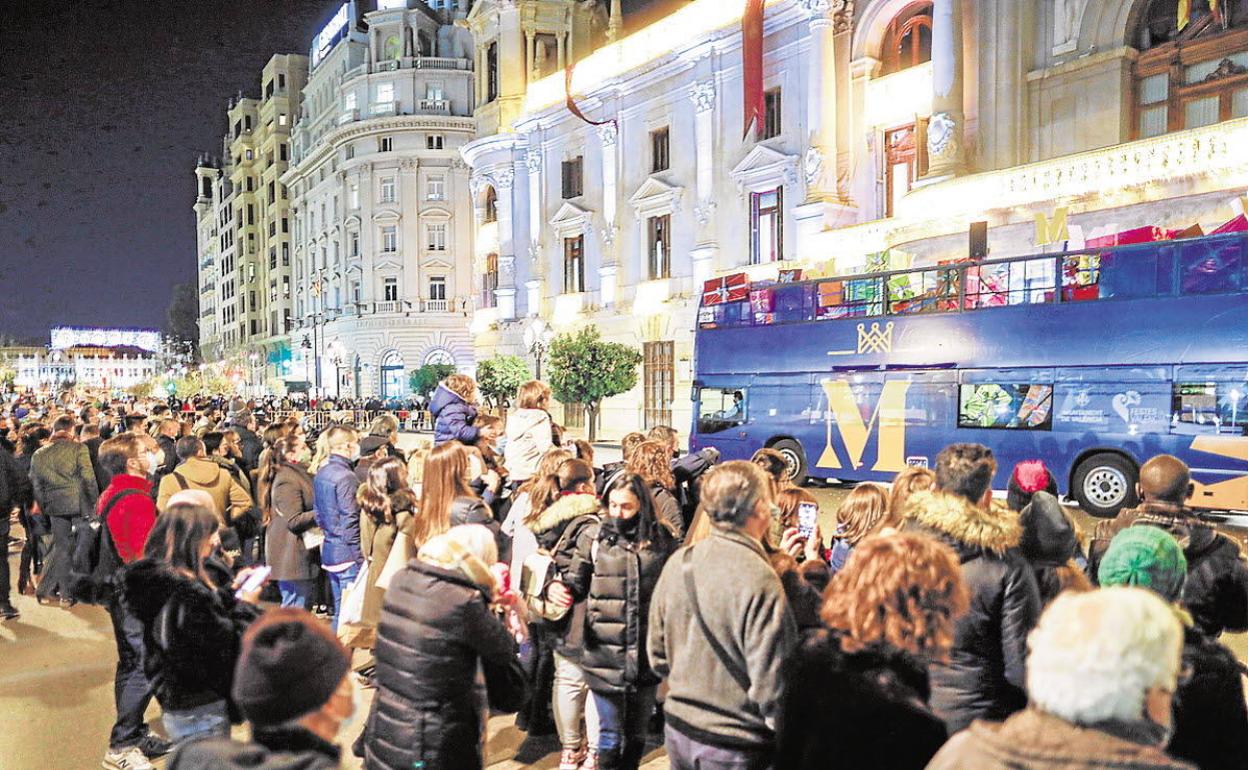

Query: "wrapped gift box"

xmin=753 ymin=311 xmax=776 ymax=326
xmin=701 ymin=273 xmax=749 ymax=306
xmin=749 ymin=287 xmax=776 ymax=313
xmin=817 ymin=281 xmax=844 ymax=307
xmin=777 ymin=268 xmax=804 ymax=284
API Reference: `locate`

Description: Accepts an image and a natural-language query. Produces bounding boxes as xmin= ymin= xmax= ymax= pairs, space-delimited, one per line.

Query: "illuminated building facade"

xmin=282 ymin=0 xmax=478 ymax=399
xmin=1 ymin=328 xmax=162 ymax=391
xmin=463 ymin=0 xmax=1248 ymax=438
xmin=195 ymin=54 xmax=309 ymax=386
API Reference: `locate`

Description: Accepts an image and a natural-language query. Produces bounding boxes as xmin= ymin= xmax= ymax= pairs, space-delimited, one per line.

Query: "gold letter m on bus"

xmin=817 ymin=380 xmax=910 ymax=472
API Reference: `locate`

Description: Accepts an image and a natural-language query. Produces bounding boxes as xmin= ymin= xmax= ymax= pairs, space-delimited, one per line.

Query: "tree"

xmin=165 ymin=281 xmax=201 ymax=363
xmin=547 ymin=326 xmax=642 ymax=441
xmin=409 ymin=363 xmax=456 ymax=400
xmin=476 ymin=354 xmax=531 ymax=409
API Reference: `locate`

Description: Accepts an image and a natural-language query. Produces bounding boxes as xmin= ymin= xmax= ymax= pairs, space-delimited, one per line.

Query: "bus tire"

xmin=1072 ymin=453 xmax=1138 ymax=518
xmin=771 ymin=439 xmax=808 ymax=486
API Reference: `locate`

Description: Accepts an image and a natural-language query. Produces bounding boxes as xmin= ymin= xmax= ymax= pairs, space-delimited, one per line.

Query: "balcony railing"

xmin=342 ymin=57 xmax=471 ymax=85
xmin=370 ymin=101 xmax=398 ymax=117
xmin=375 ymin=300 xmax=400 ymax=314
xmin=417 ymin=98 xmax=450 ymax=113
xmin=424 ymin=299 xmax=449 ymax=312
xmin=338 ymin=109 xmax=359 ymax=125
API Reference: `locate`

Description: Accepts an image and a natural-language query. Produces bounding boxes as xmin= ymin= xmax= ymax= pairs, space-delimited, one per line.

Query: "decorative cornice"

xmin=689 ymin=80 xmax=716 ymax=113
xmin=493 ymin=168 xmax=515 ymax=190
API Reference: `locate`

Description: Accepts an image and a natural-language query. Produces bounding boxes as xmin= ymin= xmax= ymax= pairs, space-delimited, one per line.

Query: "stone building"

xmin=462 ymin=0 xmax=1248 ymax=438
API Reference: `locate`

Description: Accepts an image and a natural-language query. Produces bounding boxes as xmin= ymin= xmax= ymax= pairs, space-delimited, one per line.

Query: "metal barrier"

xmin=269 ymin=409 xmax=433 ymax=433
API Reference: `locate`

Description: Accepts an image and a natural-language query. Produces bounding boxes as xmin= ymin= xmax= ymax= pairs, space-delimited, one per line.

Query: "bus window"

xmin=958 ymin=383 xmax=1054 ymax=430
xmin=965 ymin=257 xmax=1056 ymax=309
xmin=1172 ymin=382 xmax=1248 ymax=435
xmin=697 ymin=388 xmax=747 ymax=434
xmin=1179 ymin=238 xmax=1242 ymax=296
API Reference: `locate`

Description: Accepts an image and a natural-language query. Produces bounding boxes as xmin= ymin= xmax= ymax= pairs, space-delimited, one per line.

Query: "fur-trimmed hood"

xmin=120 ymin=557 xmax=229 ymax=625
xmin=526 ymin=493 xmax=600 ymax=535
xmin=904 ymin=490 xmax=1022 ymax=558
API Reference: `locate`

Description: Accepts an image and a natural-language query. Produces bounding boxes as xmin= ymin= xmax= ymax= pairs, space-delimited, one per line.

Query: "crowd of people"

xmin=3 ymin=377 xmax=1248 ymax=770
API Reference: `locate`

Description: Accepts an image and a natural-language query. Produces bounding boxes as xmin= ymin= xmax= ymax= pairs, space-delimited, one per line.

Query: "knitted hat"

xmin=1097 ymin=526 xmax=1188 ymax=602
xmin=232 ymin=609 xmax=351 ymax=727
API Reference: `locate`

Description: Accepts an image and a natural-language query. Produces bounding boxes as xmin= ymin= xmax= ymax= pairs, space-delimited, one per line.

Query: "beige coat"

xmin=156 ymin=456 xmax=253 ymax=523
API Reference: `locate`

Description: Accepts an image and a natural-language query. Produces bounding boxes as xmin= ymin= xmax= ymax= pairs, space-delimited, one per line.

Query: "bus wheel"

xmin=771 ymin=439 xmax=808 ymax=486
xmin=1073 ymin=453 xmax=1138 ymax=518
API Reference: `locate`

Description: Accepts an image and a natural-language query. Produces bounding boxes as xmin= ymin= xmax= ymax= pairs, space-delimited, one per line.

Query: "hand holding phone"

xmin=234 ymin=566 xmax=272 ymax=601
xmin=797 ymin=502 xmax=819 ymax=541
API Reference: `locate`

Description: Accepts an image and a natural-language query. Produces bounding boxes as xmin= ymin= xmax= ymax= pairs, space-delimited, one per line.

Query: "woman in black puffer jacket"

xmin=561 ymin=472 xmax=677 ymax=770
xmin=366 ymin=524 xmax=527 ymax=770
xmin=120 ymin=501 xmax=264 ymax=744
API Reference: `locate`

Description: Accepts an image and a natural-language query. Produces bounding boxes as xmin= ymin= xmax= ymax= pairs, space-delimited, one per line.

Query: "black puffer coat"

xmin=576 ymin=517 xmax=676 ymax=694
xmin=776 ymin=630 xmax=948 ymax=770
xmin=1168 ymin=627 xmax=1248 ymax=770
xmin=904 ymin=491 xmax=1042 ymax=734
xmin=119 ymin=557 xmax=261 ymax=714
xmin=366 ymin=560 xmax=527 ymax=770
xmin=528 ymin=493 xmax=602 ymax=659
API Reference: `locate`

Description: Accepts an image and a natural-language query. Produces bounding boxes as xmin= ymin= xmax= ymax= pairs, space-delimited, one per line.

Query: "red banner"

xmin=565 ymin=62 xmax=616 ymax=128
xmin=742 ymin=0 xmax=765 ymax=140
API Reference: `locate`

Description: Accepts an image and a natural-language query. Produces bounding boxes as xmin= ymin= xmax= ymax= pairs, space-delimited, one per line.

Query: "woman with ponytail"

xmin=353 ymin=456 xmax=417 ymax=649
xmin=257 ymin=435 xmax=320 ymax=609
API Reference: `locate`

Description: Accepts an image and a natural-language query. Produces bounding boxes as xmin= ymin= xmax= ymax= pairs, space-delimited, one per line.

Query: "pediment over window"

xmin=421 ymin=205 xmax=453 ymax=220
xmin=550 ymin=201 xmax=592 ymax=237
xmin=372 ymin=210 xmax=401 ymax=223
xmin=628 ymin=176 xmax=683 ymax=218
xmin=422 ymin=257 xmax=454 ymax=269
xmin=375 ymin=257 xmax=402 ymax=271
xmin=344 ymin=214 xmax=362 ymax=227
xmin=730 ymin=145 xmax=799 ymax=195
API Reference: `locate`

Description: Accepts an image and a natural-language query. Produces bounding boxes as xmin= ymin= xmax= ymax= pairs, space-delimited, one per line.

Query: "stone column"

xmin=925 ymin=0 xmax=966 ymax=178
xmin=495 ymin=167 xmax=518 ymax=320
xmin=688 ymin=79 xmax=718 ymax=283
xmin=497 ymin=1 xmax=525 ymax=125
xmin=598 ymin=121 xmax=619 ymax=304
xmin=800 ymin=0 xmax=838 ymax=201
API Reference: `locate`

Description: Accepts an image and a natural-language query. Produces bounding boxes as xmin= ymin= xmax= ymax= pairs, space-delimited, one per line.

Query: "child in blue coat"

xmin=429 ymin=373 xmax=479 ymax=445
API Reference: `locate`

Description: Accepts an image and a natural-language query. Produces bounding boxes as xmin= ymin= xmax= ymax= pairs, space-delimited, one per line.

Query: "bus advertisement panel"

xmin=690 ymin=233 xmax=1248 ymax=516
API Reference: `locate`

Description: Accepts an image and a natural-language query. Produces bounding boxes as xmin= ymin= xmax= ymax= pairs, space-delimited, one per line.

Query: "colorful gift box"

xmin=722 ymin=300 xmax=753 ymax=327
xmin=753 ymin=311 xmax=776 ymax=326
xmin=777 ymin=268 xmax=804 ymax=284
xmin=749 ymin=287 xmax=776 ymax=313
xmin=697 ymin=305 xmax=721 ymax=327
xmin=701 ymin=273 xmax=749 ymax=306
xmin=817 ymin=281 xmax=844 ymax=307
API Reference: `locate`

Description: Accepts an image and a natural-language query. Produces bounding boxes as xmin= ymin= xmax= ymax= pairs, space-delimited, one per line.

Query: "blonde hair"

xmin=444 ymin=374 xmax=478 ymax=404
xmin=417 ymin=525 xmax=499 ymax=596
xmin=307 ymin=430 xmax=332 ymax=474
xmin=835 ymin=482 xmax=891 ymax=545
xmin=888 ymin=466 xmax=935 ymax=527
xmin=517 ymin=380 xmax=551 ymax=410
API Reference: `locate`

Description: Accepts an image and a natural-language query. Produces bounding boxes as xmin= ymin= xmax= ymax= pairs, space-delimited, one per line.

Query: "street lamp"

xmin=300 ymin=335 xmax=312 ymax=396
xmin=523 ymin=318 xmax=556 ymax=380
xmin=326 ymin=339 xmax=347 ymax=400
xmin=248 ymin=352 xmax=260 ymax=397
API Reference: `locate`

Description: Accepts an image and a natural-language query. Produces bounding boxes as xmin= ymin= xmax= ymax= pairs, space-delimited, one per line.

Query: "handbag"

xmin=337 ymin=563 xmax=369 ymax=630
xmin=374 ymin=533 xmax=413 ymax=592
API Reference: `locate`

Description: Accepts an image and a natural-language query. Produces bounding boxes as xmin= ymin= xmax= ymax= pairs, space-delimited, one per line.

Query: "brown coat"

xmin=926 ymin=709 xmax=1196 ymax=770
xmin=264 ymin=462 xmax=319 ymax=582
xmin=156 ymin=456 xmax=253 ymax=523
xmin=345 ymin=492 xmax=416 ymax=649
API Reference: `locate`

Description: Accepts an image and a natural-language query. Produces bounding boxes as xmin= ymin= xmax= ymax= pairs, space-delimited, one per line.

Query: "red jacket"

xmin=101 ymin=474 xmax=157 ymax=563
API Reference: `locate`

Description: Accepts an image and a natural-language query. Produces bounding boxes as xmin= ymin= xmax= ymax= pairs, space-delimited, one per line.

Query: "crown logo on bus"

xmin=857 ymin=322 xmax=895 ymax=354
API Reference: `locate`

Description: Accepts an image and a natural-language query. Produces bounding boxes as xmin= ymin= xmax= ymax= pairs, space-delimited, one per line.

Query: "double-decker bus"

xmin=690 ymin=232 xmax=1248 ymax=517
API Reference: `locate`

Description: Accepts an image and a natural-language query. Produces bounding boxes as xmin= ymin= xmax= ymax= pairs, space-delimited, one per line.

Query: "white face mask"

xmin=466 ymin=456 xmax=484 ymax=482
xmin=145 ymin=451 xmax=161 ymax=475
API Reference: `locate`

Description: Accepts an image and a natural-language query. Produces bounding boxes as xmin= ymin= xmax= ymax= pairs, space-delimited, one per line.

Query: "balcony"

xmin=374 ymin=300 xmax=400 ymax=314
xmin=370 ymin=101 xmax=398 ymax=117
xmin=424 ymin=299 xmax=449 ymax=312
xmin=417 ymin=98 xmax=450 ymax=114
xmin=343 ymin=58 xmax=471 ymax=84
xmin=337 ymin=109 xmax=359 ymax=125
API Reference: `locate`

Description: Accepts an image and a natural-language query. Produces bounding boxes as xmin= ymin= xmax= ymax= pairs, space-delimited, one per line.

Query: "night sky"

xmin=0 ymin=0 xmax=664 ymax=344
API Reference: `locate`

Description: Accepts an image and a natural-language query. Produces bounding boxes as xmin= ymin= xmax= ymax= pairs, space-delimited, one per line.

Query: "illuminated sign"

xmin=312 ymin=2 xmax=351 ymax=67
xmin=50 ymin=327 xmax=161 ymax=352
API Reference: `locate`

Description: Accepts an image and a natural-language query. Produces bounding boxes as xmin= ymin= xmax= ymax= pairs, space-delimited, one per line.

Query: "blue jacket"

xmin=429 ymin=384 xmax=479 ymax=446
xmin=313 ymin=455 xmax=363 ymax=567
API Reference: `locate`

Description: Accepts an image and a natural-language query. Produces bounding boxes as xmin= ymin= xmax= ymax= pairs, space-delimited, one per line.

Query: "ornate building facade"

xmin=463 ymin=0 xmax=1248 ymax=438
xmin=282 ymin=0 xmax=478 ymax=399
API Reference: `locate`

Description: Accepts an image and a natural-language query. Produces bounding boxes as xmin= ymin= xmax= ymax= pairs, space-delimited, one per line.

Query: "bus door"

xmin=1172 ymin=364 xmax=1248 ymax=511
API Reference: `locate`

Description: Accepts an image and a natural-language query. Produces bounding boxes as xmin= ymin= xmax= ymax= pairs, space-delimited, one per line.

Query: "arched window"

xmin=1133 ymin=0 xmax=1248 ymax=139
xmin=881 ymin=2 xmax=933 ymax=75
xmin=483 ymin=186 xmax=498 ymax=224
xmin=423 ymin=348 xmax=456 ymax=367
xmin=380 ymin=350 xmax=407 ymax=398
xmin=383 ymin=35 xmax=402 ymax=61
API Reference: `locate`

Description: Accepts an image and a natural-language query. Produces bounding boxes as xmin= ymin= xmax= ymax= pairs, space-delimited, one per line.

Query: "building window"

xmin=375 ymin=82 xmax=394 ymax=104
xmin=383 ymin=277 xmax=399 ymax=301
xmin=484 ymin=186 xmax=498 ymax=223
xmin=383 ymin=35 xmax=401 ymax=61
xmin=563 ymin=235 xmax=585 ymax=294
xmin=344 ymin=92 xmax=357 ymax=112
xmin=881 ymin=3 xmax=934 ymax=75
xmin=884 ymin=125 xmax=922 ymax=217
xmin=1133 ymin=3 xmax=1248 ymax=139
xmin=426 ymin=134 xmax=445 ymax=150
xmin=648 ymin=214 xmax=671 ymax=279
xmin=426 ymin=81 xmax=445 ymax=101
xmin=562 ymin=156 xmax=584 ymax=198
xmin=345 ymin=144 xmax=355 ymax=160
xmin=349 ymin=183 xmax=359 ymax=209
xmin=487 ymin=42 xmax=500 ymax=102
xmin=429 ymin=276 xmax=447 ymax=301
xmin=763 ymin=88 xmax=783 ymax=139
xmin=651 ymin=127 xmax=670 ymax=173
xmin=381 ymin=225 xmax=397 ymax=253
xmin=349 ymin=231 xmax=359 ymax=257
xmin=379 ymin=136 xmax=393 ymax=153
xmin=351 ymin=281 xmax=361 ymax=304
xmin=482 ymin=252 xmax=498 ymax=308
xmin=427 ymin=223 xmax=447 ymax=251
xmin=281 ymin=242 xmax=290 ymax=265
xmin=427 ymin=174 xmax=445 ymax=200
xmin=269 ymin=247 xmax=277 ymax=270
xmin=279 ymin=143 xmax=288 ymax=161
xmin=750 ymin=188 xmax=783 ymax=264
xmin=643 ymin=341 xmax=675 ymax=431
xmin=380 ymin=176 xmax=396 ymax=203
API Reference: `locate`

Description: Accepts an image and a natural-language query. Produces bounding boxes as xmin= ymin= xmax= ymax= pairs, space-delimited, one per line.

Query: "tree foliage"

xmin=166 ymin=281 xmax=201 ymax=363
xmin=547 ymin=326 xmax=641 ymax=440
xmin=409 ymin=363 xmax=456 ymax=399
xmin=476 ymin=355 xmax=531 ymax=409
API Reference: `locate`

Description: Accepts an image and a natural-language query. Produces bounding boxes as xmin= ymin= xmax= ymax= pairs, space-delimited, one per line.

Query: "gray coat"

xmin=264 ymin=462 xmax=319 ymax=581
xmin=30 ymin=436 xmax=99 ymax=518
xmin=648 ymin=525 xmax=797 ymax=749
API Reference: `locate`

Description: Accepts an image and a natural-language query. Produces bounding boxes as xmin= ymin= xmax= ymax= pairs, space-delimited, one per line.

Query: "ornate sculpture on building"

xmin=927 ymin=111 xmax=959 ymax=163
xmin=688 ymin=80 xmax=716 ymax=113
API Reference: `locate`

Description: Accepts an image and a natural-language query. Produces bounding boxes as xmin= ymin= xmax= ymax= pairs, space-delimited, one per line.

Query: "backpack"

xmin=67 ymin=488 xmax=144 ymax=605
xmin=519 ymin=514 xmax=597 ymax=622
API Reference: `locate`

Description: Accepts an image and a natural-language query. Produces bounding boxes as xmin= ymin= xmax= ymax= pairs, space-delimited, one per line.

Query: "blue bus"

xmin=690 ymin=232 xmax=1248 ymax=516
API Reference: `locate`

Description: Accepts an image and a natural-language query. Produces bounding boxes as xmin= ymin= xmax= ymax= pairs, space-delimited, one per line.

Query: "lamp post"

xmin=301 ymin=334 xmax=312 ymax=396
xmin=248 ymin=352 xmax=260 ymax=397
xmin=327 ymin=339 xmax=347 ymax=400
xmin=523 ymin=318 xmax=556 ymax=380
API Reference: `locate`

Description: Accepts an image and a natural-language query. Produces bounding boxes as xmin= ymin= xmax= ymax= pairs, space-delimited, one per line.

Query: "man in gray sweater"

xmin=648 ymin=461 xmax=797 ymax=770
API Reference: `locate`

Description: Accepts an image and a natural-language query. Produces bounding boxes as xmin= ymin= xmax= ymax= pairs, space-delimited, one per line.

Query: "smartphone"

xmin=797 ymin=502 xmax=819 ymax=541
xmin=235 ymin=566 xmax=272 ymax=599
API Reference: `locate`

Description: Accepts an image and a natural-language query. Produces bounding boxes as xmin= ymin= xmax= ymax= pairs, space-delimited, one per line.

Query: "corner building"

xmin=283 ymin=0 xmax=478 ymax=399
xmin=462 ymin=0 xmax=1248 ymax=439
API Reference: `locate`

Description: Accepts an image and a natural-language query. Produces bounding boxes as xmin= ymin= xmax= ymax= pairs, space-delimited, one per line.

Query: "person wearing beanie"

xmin=167 ymin=609 xmax=355 ymax=770
xmin=1017 ymin=490 xmax=1090 ymax=606
xmin=1099 ymin=527 xmax=1248 ymax=770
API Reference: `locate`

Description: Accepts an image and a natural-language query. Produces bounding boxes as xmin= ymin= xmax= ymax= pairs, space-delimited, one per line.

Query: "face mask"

xmin=145 ymin=451 xmax=161 ymax=475
xmin=467 ymin=456 xmax=484 ymax=482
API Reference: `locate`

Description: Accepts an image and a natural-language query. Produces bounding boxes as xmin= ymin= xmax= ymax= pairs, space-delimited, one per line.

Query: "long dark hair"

xmin=257 ymin=436 xmax=304 ymax=525
xmin=358 ymin=456 xmax=415 ymax=526
xmin=524 ymin=457 xmax=595 ymax=526
xmin=143 ymin=502 xmax=220 ymax=587
xmin=601 ymin=472 xmax=669 ymax=546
